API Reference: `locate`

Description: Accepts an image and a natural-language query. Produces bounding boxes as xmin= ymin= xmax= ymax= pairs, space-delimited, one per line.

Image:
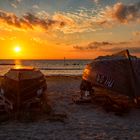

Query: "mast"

xmin=113 ymin=49 xmax=138 ymax=103
xmin=126 ymin=50 xmax=138 ymax=103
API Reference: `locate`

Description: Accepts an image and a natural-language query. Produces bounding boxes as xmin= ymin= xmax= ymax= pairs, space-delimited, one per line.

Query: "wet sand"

xmin=0 ymin=76 xmax=140 ymax=140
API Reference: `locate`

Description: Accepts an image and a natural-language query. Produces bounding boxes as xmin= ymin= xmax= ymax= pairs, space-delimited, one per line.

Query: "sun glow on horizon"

xmin=14 ymin=45 xmax=21 ymax=53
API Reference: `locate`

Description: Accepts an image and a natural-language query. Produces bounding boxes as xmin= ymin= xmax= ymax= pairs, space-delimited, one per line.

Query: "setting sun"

xmin=0 ymin=0 xmax=140 ymax=60
xmin=14 ymin=46 xmax=21 ymax=53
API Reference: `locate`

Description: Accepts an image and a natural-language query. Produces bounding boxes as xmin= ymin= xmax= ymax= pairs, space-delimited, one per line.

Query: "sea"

xmin=0 ymin=59 xmax=92 ymax=76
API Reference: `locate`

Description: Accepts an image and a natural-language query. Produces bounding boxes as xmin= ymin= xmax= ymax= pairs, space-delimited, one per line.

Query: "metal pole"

xmin=64 ymin=57 xmax=66 ymax=66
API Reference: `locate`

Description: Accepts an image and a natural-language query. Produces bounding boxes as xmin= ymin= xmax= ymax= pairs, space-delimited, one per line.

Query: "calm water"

xmin=0 ymin=59 xmax=92 ymax=76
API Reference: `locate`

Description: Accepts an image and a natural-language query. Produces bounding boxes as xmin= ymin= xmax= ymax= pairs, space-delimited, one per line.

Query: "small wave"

xmin=45 ymin=74 xmax=82 ymax=76
xmin=39 ymin=67 xmax=83 ymax=70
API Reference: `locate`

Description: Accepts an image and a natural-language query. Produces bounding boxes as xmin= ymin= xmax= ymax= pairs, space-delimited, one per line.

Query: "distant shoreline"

xmin=0 ymin=64 xmax=15 ymax=65
xmin=0 ymin=58 xmax=139 ymax=60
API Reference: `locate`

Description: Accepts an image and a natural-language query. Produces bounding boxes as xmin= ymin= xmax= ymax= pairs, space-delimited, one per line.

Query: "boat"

xmin=0 ymin=66 xmax=47 ymax=114
xmin=81 ymin=50 xmax=140 ymax=101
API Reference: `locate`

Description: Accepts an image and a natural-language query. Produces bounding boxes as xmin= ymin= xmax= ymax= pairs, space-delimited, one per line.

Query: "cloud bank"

xmin=0 ymin=10 xmax=65 ymax=31
xmin=73 ymin=41 xmax=140 ymax=53
xmin=1 ymin=2 xmax=140 ymax=33
xmin=98 ymin=2 xmax=140 ymax=25
xmin=9 ymin=0 xmax=22 ymax=8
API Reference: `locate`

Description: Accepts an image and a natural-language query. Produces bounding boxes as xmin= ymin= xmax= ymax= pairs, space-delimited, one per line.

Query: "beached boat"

xmin=0 ymin=66 xmax=47 ymax=113
xmin=81 ymin=50 xmax=140 ymax=100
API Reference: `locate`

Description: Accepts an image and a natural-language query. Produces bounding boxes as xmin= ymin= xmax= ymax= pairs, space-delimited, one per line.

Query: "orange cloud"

xmin=133 ymin=31 xmax=140 ymax=36
xmin=98 ymin=2 xmax=140 ymax=25
xmin=0 ymin=10 xmax=66 ymax=32
xmin=1 ymin=2 xmax=140 ymax=35
xmin=93 ymin=0 xmax=99 ymax=4
xmin=73 ymin=41 xmax=113 ymax=50
xmin=73 ymin=40 xmax=140 ymax=54
xmin=9 ymin=0 xmax=22 ymax=8
xmin=0 ymin=9 xmax=99 ymax=34
xmin=53 ymin=13 xmax=75 ymax=26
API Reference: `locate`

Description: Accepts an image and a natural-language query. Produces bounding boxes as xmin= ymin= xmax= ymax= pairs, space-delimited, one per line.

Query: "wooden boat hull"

xmin=82 ymin=59 xmax=140 ymax=98
xmin=0 ymin=67 xmax=47 ymax=112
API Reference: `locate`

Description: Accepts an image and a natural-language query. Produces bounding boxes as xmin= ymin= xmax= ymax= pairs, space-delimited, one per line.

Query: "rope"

xmin=0 ymin=94 xmax=13 ymax=112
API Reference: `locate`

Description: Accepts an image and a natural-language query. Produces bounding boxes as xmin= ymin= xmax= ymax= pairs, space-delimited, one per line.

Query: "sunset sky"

xmin=0 ymin=0 xmax=140 ymax=59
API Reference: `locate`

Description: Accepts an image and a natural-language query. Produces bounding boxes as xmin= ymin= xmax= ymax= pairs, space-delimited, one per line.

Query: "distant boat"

xmin=0 ymin=66 xmax=47 ymax=114
xmin=81 ymin=50 xmax=140 ymax=100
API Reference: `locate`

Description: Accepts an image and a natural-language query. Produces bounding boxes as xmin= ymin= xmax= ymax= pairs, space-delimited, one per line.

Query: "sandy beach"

xmin=0 ymin=76 xmax=140 ymax=140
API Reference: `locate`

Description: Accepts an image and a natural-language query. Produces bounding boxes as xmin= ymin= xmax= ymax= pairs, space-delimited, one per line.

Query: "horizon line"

xmin=0 ymin=58 xmax=93 ymax=60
